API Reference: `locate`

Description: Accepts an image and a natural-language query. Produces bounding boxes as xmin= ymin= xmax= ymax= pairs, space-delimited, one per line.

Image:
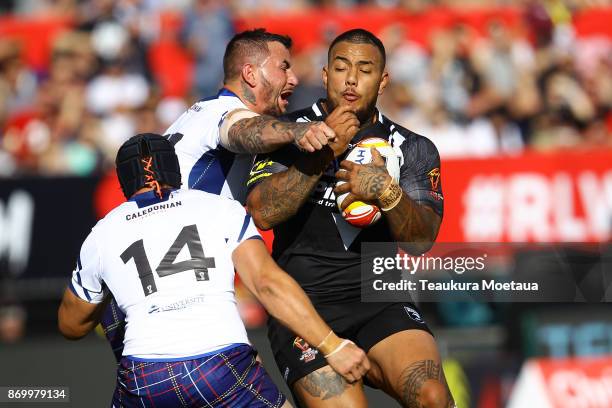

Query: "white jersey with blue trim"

xmin=164 ymin=88 xmax=255 ymax=204
xmin=69 ymin=188 xmax=260 ymax=360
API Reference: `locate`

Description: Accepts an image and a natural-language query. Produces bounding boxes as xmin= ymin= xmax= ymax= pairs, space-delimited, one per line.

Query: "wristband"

xmin=324 ymin=339 xmax=354 ymax=358
xmin=316 ymin=331 xmax=333 ymax=348
xmin=378 ymin=179 xmax=402 ymax=211
xmin=316 ymin=331 xmax=343 ymax=356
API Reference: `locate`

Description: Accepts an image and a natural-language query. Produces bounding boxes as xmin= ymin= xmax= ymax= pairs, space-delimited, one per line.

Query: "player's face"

xmin=323 ymin=41 xmax=388 ymax=123
xmin=258 ymin=41 xmax=298 ymax=116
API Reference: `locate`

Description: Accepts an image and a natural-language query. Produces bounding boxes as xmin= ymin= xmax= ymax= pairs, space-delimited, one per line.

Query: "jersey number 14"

xmin=120 ymin=224 xmax=216 ymax=296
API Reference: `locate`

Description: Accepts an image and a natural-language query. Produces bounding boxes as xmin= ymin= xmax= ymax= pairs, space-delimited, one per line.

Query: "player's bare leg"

xmin=366 ymin=330 xmax=455 ymax=408
xmin=292 ymin=365 xmax=368 ymax=408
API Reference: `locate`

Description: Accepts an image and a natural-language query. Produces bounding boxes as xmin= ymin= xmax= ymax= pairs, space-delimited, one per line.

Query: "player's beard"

xmin=357 ymin=96 xmax=378 ymax=125
xmin=326 ymin=93 xmax=378 ymax=126
xmin=260 ymin=73 xmax=283 ymax=117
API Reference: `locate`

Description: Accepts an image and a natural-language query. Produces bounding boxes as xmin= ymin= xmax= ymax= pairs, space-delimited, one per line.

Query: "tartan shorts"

xmin=112 ymin=344 xmax=286 ymax=408
xmin=100 ymin=296 xmax=126 ymax=362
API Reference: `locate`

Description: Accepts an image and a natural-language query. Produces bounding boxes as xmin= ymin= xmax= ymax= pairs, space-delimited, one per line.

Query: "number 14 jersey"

xmin=69 ymin=188 xmax=260 ymax=360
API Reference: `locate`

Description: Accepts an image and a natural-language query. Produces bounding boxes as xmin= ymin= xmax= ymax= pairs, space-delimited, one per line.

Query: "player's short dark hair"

xmin=328 ymin=29 xmax=386 ymax=68
xmin=116 ymin=133 xmax=181 ymax=199
xmin=223 ymin=28 xmax=292 ymax=82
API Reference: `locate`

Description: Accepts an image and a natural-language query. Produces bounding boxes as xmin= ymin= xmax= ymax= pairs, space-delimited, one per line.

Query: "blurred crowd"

xmin=0 ymin=0 xmax=611 ymax=177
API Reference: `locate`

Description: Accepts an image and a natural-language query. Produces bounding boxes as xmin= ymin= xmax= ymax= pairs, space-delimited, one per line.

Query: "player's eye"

xmin=360 ymin=69 xmax=371 ymax=74
xmin=335 ymin=66 xmax=347 ymax=72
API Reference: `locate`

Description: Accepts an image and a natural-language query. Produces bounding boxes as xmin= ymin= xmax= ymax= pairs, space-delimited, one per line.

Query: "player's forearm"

xmin=57 ymin=289 xmax=108 ymax=340
xmin=226 ymin=116 xmax=312 ymax=154
xmin=247 ymin=149 xmax=333 ymax=230
xmin=58 ymin=302 xmax=88 ymax=340
xmin=255 ymin=260 xmax=331 ymax=347
xmin=380 ymin=191 xmax=441 ymax=255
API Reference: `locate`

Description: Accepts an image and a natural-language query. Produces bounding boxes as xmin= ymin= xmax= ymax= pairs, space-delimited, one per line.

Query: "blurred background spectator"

xmin=0 ymin=0 xmax=609 ymax=177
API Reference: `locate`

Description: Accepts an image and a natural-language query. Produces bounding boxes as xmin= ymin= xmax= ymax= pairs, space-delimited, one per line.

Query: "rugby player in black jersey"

xmin=246 ymin=29 xmax=454 ymax=408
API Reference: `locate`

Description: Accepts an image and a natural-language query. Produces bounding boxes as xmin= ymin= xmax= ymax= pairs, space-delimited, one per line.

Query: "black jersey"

xmin=246 ymin=100 xmax=444 ymax=302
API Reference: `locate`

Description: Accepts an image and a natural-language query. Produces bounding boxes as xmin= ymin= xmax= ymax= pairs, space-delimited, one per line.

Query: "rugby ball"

xmin=336 ymin=137 xmax=400 ymax=228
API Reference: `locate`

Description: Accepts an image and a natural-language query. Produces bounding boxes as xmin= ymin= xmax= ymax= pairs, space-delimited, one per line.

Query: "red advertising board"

xmin=509 ymin=356 xmax=612 ymax=408
xmin=438 ymin=149 xmax=612 ymax=243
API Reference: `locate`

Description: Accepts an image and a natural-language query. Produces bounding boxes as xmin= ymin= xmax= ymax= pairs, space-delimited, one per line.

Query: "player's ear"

xmin=322 ymin=66 xmax=328 ymax=89
xmin=241 ymin=63 xmax=257 ymax=88
xmin=378 ymin=70 xmax=389 ymax=95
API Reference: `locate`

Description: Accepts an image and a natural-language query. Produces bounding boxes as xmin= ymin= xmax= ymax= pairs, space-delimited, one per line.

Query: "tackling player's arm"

xmin=334 ymin=137 xmax=443 ymax=254
xmin=246 ymin=106 xmax=359 ymax=229
xmin=58 ymin=290 xmax=108 ymax=340
xmin=220 ymin=108 xmax=335 ymax=154
xmin=58 ymin=231 xmax=109 ymax=340
xmin=232 ymin=238 xmax=370 ymax=382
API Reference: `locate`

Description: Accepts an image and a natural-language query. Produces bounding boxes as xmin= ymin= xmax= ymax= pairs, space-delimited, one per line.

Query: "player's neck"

xmin=132 ymin=187 xmax=154 ymax=197
xmin=130 ymin=184 xmax=173 ymax=198
xmin=361 ymin=111 xmax=377 ymax=128
xmin=224 ymin=82 xmax=259 ymax=113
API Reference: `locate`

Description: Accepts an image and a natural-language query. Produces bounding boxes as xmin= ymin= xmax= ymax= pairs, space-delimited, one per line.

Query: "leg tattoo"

xmin=298 ymin=369 xmax=353 ymax=400
xmin=397 ymin=360 xmax=454 ymax=408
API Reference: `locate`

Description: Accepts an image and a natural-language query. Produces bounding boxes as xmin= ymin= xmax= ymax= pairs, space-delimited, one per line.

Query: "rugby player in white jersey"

xmin=58 ymin=133 xmax=369 ymax=407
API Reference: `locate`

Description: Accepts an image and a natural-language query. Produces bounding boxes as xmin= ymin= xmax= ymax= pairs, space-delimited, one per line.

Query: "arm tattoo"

xmin=256 ymin=166 xmax=319 ymax=228
xmin=249 ymin=149 xmax=332 ymax=228
xmin=357 ymin=164 xmax=389 ymax=198
xmin=227 ymin=116 xmax=313 ymax=154
xmin=227 ymin=115 xmax=267 ymax=153
xmin=271 ymin=121 xmax=309 ymax=146
xmin=297 ymin=368 xmax=354 ymax=400
xmin=383 ymin=191 xmax=441 ymax=253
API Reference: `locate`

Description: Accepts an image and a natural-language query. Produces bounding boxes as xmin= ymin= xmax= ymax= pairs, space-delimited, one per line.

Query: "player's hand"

xmin=324 ymin=105 xmax=360 ymax=157
xmin=295 ymin=122 xmax=335 ymax=152
xmin=334 ymin=147 xmax=392 ymax=210
xmin=324 ymin=340 xmax=370 ymax=383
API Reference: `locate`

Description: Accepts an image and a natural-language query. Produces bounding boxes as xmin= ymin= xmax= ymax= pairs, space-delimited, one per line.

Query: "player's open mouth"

xmin=280 ymin=90 xmax=293 ymax=101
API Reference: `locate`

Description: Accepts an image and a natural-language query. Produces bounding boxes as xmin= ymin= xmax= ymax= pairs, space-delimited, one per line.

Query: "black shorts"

xmin=268 ymin=301 xmax=432 ymax=386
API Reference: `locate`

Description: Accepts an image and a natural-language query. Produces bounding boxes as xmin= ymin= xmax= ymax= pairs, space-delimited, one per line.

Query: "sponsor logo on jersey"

xmin=428 ymin=168 xmax=441 ymax=190
xmin=148 ymin=295 xmax=206 ymax=314
xmin=247 ymin=160 xmax=275 ymax=187
xmin=126 ymin=201 xmax=182 ymax=221
xmin=308 ymin=173 xmax=338 ymax=210
xmin=293 ymin=336 xmax=319 ymax=363
xmin=404 ymin=306 xmax=424 ymax=323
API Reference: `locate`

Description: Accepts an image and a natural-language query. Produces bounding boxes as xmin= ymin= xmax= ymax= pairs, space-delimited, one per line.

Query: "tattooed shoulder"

xmin=227 ymin=116 xmax=267 ymax=153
